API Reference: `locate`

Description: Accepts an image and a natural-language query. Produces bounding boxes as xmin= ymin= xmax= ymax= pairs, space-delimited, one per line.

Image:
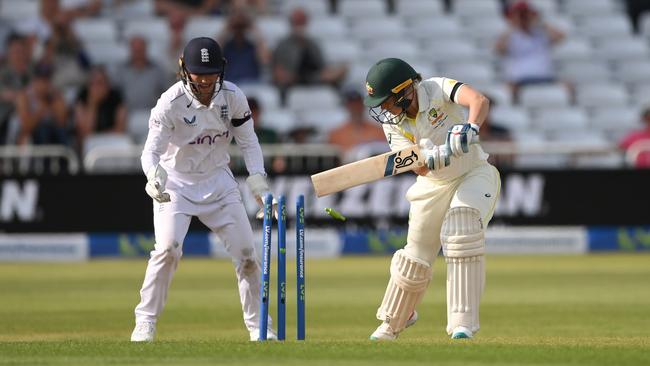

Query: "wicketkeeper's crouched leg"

xmin=204 ymin=201 xmax=271 ymax=332
xmin=134 ymin=247 xmax=182 ymax=323
xmin=135 ymin=205 xmax=191 ymax=324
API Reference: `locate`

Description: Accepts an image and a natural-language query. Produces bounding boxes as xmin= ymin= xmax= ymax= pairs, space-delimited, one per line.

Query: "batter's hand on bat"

xmin=446 ymin=123 xmax=479 ymax=157
xmin=419 ymin=138 xmax=450 ymax=171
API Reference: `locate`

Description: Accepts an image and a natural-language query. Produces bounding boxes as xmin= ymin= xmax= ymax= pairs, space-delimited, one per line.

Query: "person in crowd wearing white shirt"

xmin=494 ymin=1 xmax=565 ymax=103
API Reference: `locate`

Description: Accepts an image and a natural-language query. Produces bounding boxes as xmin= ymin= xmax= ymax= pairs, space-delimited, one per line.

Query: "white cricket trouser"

xmin=402 ymin=161 xmax=500 ymax=333
xmin=404 ymin=162 xmax=500 ymax=263
xmin=134 ymin=171 xmax=264 ymax=332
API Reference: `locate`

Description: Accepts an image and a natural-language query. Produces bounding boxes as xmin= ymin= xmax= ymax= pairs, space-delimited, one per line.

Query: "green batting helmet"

xmin=364 ymin=58 xmax=419 ymax=124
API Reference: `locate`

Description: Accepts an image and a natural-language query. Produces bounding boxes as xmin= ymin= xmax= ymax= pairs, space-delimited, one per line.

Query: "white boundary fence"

xmin=0 ymin=141 xmax=639 ymax=175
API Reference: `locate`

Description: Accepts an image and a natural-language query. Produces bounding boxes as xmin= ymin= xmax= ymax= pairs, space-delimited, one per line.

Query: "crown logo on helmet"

xmin=366 ymin=82 xmax=374 ymax=96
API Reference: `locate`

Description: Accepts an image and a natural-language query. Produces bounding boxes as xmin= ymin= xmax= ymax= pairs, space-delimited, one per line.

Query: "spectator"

xmin=247 ymin=97 xmax=279 ymax=143
xmin=0 ymin=34 xmax=33 ymax=144
xmin=155 ymin=0 xmax=222 ymax=17
xmin=14 ymin=64 xmax=69 ymax=146
xmin=494 ymin=1 xmax=565 ymax=103
xmin=217 ymin=7 xmax=269 ymax=85
xmin=625 ymin=0 xmax=650 ymax=33
xmin=0 ymin=19 xmax=12 ymax=62
xmin=619 ymin=107 xmax=650 ymax=168
xmin=114 ymin=36 xmax=169 ymax=111
xmin=38 ymin=16 xmax=91 ymax=92
xmin=328 ymin=90 xmax=385 ymax=153
xmin=247 ymin=96 xmax=287 ymax=173
xmin=479 ymin=95 xmax=512 ymax=167
xmin=18 ymin=0 xmax=102 ymax=48
xmin=74 ymin=66 xmax=127 ymax=143
xmin=230 ymin=0 xmax=268 ymax=15
xmin=163 ymin=8 xmax=188 ymax=76
xmin=271 ymin=7 xmax=347 ymax=101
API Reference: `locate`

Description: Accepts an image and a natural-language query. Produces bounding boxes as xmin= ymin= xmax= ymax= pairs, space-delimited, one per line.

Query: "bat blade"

xmin=311 ymin=145 xmax=423 ymax=197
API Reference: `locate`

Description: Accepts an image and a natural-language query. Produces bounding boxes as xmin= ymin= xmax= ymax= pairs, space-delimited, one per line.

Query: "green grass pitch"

xmin=0 ymin=254 xmax=648 ymax=365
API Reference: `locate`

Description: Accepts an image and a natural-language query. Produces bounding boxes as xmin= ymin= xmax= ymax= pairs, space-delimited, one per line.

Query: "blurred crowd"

xmin=1 ymin=0 xmax=650 ymax=170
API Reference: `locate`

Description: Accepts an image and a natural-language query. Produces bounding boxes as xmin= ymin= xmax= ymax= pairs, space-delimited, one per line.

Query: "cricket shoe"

xmin=131 ymin=321 xmax=156 ymax=342
xmin=369 ymin=311 xmax=418 ymax=341
xmin=451 ymin=326 xmax=473 ymax=339
xmin=249 ymin=328 xmax=278 ymax=341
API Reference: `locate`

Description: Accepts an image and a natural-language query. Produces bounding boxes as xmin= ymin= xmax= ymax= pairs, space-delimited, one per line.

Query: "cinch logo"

xmin=200 ymin=48 xmax=209 ymax=63
xmin=189 ymin=131 xmax=230 ymax=145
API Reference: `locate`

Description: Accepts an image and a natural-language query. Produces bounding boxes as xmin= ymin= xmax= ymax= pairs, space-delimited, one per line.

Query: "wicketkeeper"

xmin=131 ymin=37 xmax=277 ymax=342
xmin=363 ymin=58 xmax=501 ymax=340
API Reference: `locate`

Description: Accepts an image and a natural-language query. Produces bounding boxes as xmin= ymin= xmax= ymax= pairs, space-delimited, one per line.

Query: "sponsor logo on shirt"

xmin=428 ymin=107 xmax=447 ymax=128
xmin=189 ymin=131 xmax=230 ymax=145
xmin=183 ymin=115 xmax=197 ymax=125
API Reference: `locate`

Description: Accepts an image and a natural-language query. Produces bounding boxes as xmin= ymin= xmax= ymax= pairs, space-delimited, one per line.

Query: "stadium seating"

xmin=260 ymin=108 xmax=298 ymax=134
xmin=123 ymin=17 xmax=170 ymax=44
xmin=453 ymin=0 xmax=502 ymax=18
xmin=350 ymin=17 xmax=406 ymax=43
xmin=182 ymin=16 xmax=225 ymax=43
xmin=238 ymin=83 xmax=281 ymax=111
xmin=322 ymin=39 xmax=361 ymax=64
xmin=83 ymin=133 xmax=138 ymax=173
xmin=558 ymin=60 xmax=612 ymax=85
xmin=576 ymin=84 xmax=629 ymax=108
xmin=394 ymin=0 xmax=445 ymax=18
xmin=519 ymin=84 xmax=571 ymax=108
xmin=127 ymin=109 xmax=152 ymax=145
xmin=563 ymin=0 xmax=619 ymax=17
xmin=490 ymin=106 xmax=531 ymax=132
xmin=4 ymin=0 xmax=646 ymax=170
xmin=338 ymin=0 xmax=388 ymax=18
xmin=0 ymin=0 xmax=39 ymax=20
xmin=287 ymin=86 xmax=340 ymax=112
xmin=308 ymin=16 xmax=348 ymax=41
xmin=73 ymin=18 xmax=119 ymax=44
xmin=281 ymin=0 xmax=330 ymax=16
xmin=532 ymin=107 xmax=589 ymax=133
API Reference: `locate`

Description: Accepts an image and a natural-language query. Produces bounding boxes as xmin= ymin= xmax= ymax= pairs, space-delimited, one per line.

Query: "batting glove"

xmin=145 ymin=164 xmax=171 ymax=203
xmin=419 ymin=138 xmax=450 ymax=171
xmin=446 ymin=123 xmax=480 ymax=158
xmin=246 ymin=174 xmax=278 ymax=219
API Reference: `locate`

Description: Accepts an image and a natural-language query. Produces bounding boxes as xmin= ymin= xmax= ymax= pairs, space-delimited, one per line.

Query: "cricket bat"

xmin=311 ymin=145 xmax=423 ymax=197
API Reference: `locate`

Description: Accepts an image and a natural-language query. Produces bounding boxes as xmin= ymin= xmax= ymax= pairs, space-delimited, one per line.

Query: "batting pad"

xmin=441 ymin=207 xmax=485 ymax=334
xmin=376 ymin=249 xmax=432 ymax=333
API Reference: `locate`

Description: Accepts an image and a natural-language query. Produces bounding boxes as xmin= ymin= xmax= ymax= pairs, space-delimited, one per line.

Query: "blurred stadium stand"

xmin=1 ymin=0 xmax=650 ymax=175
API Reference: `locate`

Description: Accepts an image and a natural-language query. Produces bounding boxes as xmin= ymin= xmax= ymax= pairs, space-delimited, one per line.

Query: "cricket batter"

xmin=131 ymin=37 xmax=277 ymax=342
xmin=364 ymin=58 xmax=501 ymax=340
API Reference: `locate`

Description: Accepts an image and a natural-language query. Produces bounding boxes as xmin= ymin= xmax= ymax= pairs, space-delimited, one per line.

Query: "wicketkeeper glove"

xmin=419 ymin=138 xmax=450 ymax=171
xmin=446 ymin=123 xmax=480 ymax=157
xmin=145 ymin=164 xmax=171 ymax=203
xmin=246 ymin=173 xmax=278 ymax=219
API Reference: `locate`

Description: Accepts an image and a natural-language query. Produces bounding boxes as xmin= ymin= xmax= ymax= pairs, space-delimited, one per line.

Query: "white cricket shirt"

xmin=141 ymin=80 xmax=265 ymax=201
xmin=382 ymin=77 xmax=489 ymax=181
